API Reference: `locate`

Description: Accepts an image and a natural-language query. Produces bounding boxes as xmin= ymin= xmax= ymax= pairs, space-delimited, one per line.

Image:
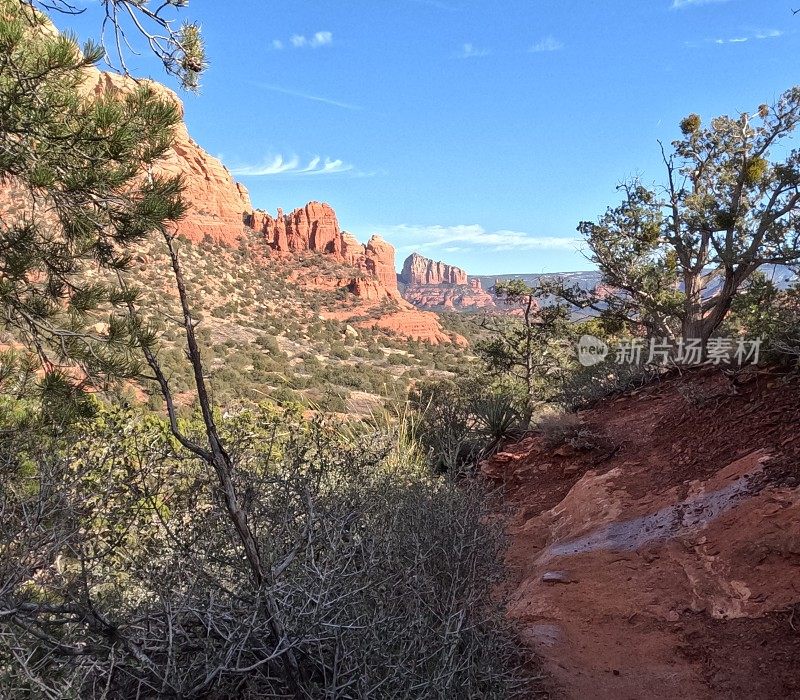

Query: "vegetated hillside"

xmin=482 ymin=366 xmax=800 ymax=699
xmin=94 ymin=229 xmax=476 ymax=414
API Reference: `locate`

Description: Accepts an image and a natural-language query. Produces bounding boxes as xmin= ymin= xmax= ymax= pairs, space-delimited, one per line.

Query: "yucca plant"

xmin=473 ymin=393 xmax=524 ymax=457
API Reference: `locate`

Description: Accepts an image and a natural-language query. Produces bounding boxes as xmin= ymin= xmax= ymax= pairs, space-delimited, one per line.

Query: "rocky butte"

xmin=401 ymin=252 xmax=468 ymax=286
xmin=399 ymin=253 xmax=497 ymax=311
xmin=84 ymin=71 xmax=252 ymax=247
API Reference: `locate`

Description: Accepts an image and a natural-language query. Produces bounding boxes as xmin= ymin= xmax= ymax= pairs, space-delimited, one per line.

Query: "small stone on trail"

xmin=542 ymin=571 xmax=573 ymax=584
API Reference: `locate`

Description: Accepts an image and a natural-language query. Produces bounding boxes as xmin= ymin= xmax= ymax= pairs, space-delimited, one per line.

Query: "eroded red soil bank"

xmin=484 ymin=368 xmax=800 ymax=699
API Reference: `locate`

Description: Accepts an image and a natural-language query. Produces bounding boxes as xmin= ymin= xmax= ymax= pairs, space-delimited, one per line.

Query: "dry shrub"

xmin=0 ymin=406 xmax=537 ymax=699
xmin=537 ymin=412 xmax=602 ymax=451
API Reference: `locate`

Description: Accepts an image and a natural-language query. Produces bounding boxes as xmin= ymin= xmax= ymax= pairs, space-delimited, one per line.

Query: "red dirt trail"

xmin=483 ymin=368 xmax=800 ymax=699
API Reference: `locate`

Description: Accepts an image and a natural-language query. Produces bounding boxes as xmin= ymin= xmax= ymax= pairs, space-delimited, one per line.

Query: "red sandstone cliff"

xmin=402 ymin=285 xmax=497 ymax=311
xmin=255 ymin=202 xmax=341 ymax=255
xmin=400 ymin=253 xmax=468 ymax=286
xmin=251 ymin=204 xmax=400 ymax=299
xmin=399 ymin=253 xmax=496 ymax=310
xmin=3 ymin=59 xmax=459 ymax=344
xmin=85 ymin=71 xmax=252 ymax=246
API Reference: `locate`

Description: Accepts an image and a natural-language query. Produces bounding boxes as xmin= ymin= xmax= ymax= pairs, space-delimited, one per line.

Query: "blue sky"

xmin=58 ymin=0 xmax=800 ymax=274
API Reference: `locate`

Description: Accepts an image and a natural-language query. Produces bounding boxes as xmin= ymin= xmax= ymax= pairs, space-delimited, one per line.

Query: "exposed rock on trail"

xmin=483 ymin=368 xmax=800 ymax=699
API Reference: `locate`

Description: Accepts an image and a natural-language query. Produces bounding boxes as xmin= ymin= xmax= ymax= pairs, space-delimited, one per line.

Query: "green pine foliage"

xmin=0 ymin=0 xmax=186 ymax=419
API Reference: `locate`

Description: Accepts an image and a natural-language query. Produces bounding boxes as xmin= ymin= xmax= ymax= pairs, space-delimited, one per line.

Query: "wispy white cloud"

xmin=273 ymin=31 xmax=333 ymax=50
xmin=248 ymin=82 xmax=361 ymax=110
xmin=311 ymin=31 xmax=333 ymax=47
xmin=456 ymin=43 xmax=490 ymax=59
xmin=672 ymin=0 xmax=732 ymax=8
xmin=712 ymin=29 xmax=783 ymax=45
xmin=382 ymin=224 xmax=581 ymax=254
xmin=230 ymin=155 xmax=356 ymax=177
xmin=529 ymin=36 xmax=564 ymax=53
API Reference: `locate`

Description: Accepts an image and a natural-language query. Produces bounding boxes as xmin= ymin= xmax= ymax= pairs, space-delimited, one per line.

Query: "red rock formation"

xmin=402 ymin=285 xmax=497 ymax=310
xmin=480 ymin=368 xmax=800 ymax=699
xmin=79 ymin=71 xmax=409 ymax=315
xmin=365 ymin=310 xmax=467 ymax=346
xmin=255 ymin=202 xmax=342 ymax=255
xmin=341 ymin=232 xmax=365 ymax=268
xmin=2 ymin=44 xmax=456 ymax=345
xmin=348 ymin=277 xmax=390 ymax=301
xmin=253 ymin=207 xmax=402 ymax=300
xmin=400 ymin=253 xmax=468 ymax=286
xmin=398 ymin=253 xmax=496 ymax=310
xmin=85 ymin=71 xmax=252 ymax=246
xmin=364 ymin=236 xmax=398 ymax=292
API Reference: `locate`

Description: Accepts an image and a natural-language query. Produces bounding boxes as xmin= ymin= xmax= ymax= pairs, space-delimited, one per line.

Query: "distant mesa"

xmin=399 ymin=252 xmax=468 ymax=286
xmin=399 ymin=253 xmax=496 ymax=311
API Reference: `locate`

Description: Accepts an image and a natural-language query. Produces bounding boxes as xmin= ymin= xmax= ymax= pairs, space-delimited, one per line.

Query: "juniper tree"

xmin=557 ymin=87 xmax=800 ymax=348
xmin=0 ymin=0 xmax=189 ymax=418
xmin=478 ymin=279 xmax=572 ymax=417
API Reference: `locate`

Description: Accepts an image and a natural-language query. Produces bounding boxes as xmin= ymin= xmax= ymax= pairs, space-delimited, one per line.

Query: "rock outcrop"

xmin=369 ymin=310 xmax=468 ymax=346
xmin=252 ymin=204 xmax=401 ymax=300
xmin=322 ymin=307 xmax=467 ymax=346
xmin=85 ymin=71 xmax=252 ymax=246
xmin=80 ymin=72 xmax=413 ymax=314
xmin=256 ymin=202 xmax=342 ymax=255
xmin=400 ymin=253 xmax=467 ymax=286
xmin=399 ymin=253 xmax=496 ymax=310
xmin=402 ymin=285 xmax=497 ymax=310
xmin=481 ymin=367 xmax=800 ymax=699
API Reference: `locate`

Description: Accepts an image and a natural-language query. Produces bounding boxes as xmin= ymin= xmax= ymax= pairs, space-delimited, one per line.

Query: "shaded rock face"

xmin=400 ymin=253 xmax=467 ymax=286
xmin=85 ymin=71 xmax=252 ymax=246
